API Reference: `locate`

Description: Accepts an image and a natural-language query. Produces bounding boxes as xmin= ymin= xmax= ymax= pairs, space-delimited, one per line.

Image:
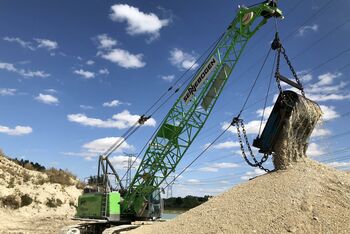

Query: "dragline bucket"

xmin=253 ymin=91 xmax=322 ymax=169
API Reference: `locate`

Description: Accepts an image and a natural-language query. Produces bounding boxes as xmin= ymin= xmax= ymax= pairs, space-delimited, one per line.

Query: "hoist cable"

xmin=283 ymin=0 xmax=335 ymax=42
xmin=101 ymin=32 xmax=225 ymax=163
xmin=144 ymin=32 xmax=226 ymax=116
xmin=155 ymin=124 xmax=231 ymax=196
xmin=121 ymin=32 xmax=226 ymax=185
xmin=237 ymin=47 xmax=272 ymax=118
xmin=258 ymin=52 xmax=277 ymax=137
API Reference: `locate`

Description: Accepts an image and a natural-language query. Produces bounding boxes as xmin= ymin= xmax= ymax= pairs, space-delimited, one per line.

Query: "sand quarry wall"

xmin=0 ymin=155 xmax=82 ymax=233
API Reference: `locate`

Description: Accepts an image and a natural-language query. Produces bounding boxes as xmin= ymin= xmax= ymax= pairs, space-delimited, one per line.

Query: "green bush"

xmin=7 ymin=177 xmax=15 ymax=188
xmin=1 ymin=194 xmax=21 ymax=209
xmin=45 ymin=197 xmax=63 ymax=208
xmin=11 ymin=158 xmax=46 ymax=172
xmin=163 ymin=195 xmax=212 ymax=210
xmin=35 ymin=175 xmax=47 ymax=185
xmin=20 ymin=194 xmax=33 ymax=207
xmin=45 ymin=168 xmax=76 ymax=186
xmin=22 ymin=172 xmax=31 ymax=183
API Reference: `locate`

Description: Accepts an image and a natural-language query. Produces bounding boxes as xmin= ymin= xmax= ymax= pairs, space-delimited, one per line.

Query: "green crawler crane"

xmin=67 ymin=1 xmax=283 ymax=233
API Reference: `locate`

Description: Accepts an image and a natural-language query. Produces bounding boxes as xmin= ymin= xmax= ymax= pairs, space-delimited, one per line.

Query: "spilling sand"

xmin=0 ymin=155 xmax=82 ymax=233
xmin=128 ymin=159 xmax=350 ymax=234
xmin=272 ymin=91 xmax=322 ymax=170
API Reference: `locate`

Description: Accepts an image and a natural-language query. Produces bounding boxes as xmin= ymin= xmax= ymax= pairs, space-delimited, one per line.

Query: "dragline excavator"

xmin=61 ymin=1 xmax=283 ymax=233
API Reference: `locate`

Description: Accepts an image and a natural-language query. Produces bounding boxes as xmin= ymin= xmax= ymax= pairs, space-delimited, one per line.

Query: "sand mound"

xmin=129 ymin=159 xmax=350 ymax=234
xmin=0 ymin=154 xmax=82 ymax=233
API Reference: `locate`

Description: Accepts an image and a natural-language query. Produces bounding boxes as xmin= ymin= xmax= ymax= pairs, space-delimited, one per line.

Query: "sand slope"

xmin=129 ymin=159 xmax=350 ymax=234
xmin=0 ymin=155 xmax=81 ymax=233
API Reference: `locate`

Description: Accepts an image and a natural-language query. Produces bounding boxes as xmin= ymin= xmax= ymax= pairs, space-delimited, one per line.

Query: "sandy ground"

xmin=0 ymin=209 xmax=79 ymax=234
xmin=128 ymin=159 xmax=350 ymax=234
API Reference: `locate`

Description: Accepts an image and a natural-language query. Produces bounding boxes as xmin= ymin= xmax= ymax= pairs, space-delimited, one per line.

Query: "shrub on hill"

xmin=0 ymin=150 xmax=85 ymax=189
xmin=163 ymin=195 xmax=212 ymax=210
xmin=45 ymin=168 xmax=76 ymax=186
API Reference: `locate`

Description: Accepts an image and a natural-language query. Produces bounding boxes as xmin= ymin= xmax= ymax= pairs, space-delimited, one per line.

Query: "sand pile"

xmin=128 ymin=94 xmax=350 ymax=233
xmin=0 ymin=154 xmax=82 ymax=233
xmin=129 ymin=159 xmax=350 ymax=234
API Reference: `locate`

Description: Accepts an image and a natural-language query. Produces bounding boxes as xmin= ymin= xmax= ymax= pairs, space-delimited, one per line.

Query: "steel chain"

xmin=233 ymin=118 xmax=270 ymax=172
xmin=280 ymin=46 xmax=305 ymax=97
xmin=273 ymin=34 xmax=305 ymax=100
xmin=275 ymin=48 xmax=286 ymax=102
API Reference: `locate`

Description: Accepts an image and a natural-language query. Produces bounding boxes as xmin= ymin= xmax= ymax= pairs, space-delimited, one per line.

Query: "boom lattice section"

xmin=122 ymin=3 xmax=282 ymax=216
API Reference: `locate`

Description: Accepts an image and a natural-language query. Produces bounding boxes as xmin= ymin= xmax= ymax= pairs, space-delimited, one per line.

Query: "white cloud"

xmin=86 ymin=60 xmax=95 ymax=65
xmin=64 ymin=137 xmax=134 ymax=160
xmin=311 ymin=126 xmax=331 ymax=138
xmin=186 ymin=179 xmax=200 ymax=184
xmin=3 ymin=37 xmax=35 ymax=50
xmin=198 ymin=166 xmax=218 ymax=172
xmin=297 ymin=24 xmax=318 ymax=36
xmin=316 ymin=72 xmax=338 ymax=86
xmin=99 ymin=68 xmax=110 ymax=75
xmin=44 ymin=89 xmax=57 ymax=94
xmin=103 ymin=100 xmax=121 ymax=107
xmin=0 ymin=62 xmax=16 ymax=72
xmin=272 ymin=72 xmax=349 ymax=102
xmin=240 ymin=168 xmax=266 ymax=180
xmin=80 ymin=105 xmax=94 ymax=110
xmin=0 ymin=88 xmax=17 ymax=96
xmin=213 ymin=162 xmax=240 ymax=169
xmin=3 ymin=37 xmax=58 ymax=52
xmin=256 ymin=105 xmax=273 ymax=120
xmin=21 ymin=70 xmax=50 ymax=78
xmin=169 ymin=48 xmax=198 ymax=70
xmin=110 ymin=4 xmax=169 ymax=42
xmin=305 ymin=72 xmax=350 ymax=102
xmin=0 ymin=62 xmax=50 ymax=78
xmin=34 ymin=38 xmax=58 ymax=50
xmin=297 ymin=71 xmax=313 ymax=82
xmin=100 ymin=48 xmax=145 ymax=69
xmin=308 ymin=93 xmax=350 ymax=102
xmin=0 ymin=125 xmax=32 ymax=136
xmin=74 ymin=69 xmax=95 ymax=79
xmin=35 ymin=93 xmax=59 ymax=105
xmin=96 ymin=34 xmax=117 ymax=49
xmin=306 ymin=142 xmax=325 ymax=157
xmin=161 ymin=75 xmax=175 ymax=82
xmin=83 ymin=137 xmax=133 ymax=154
xmin=67 ymin=110 xmax=156 ymax=129
xmin=199 ymin=162 xmax=239 ymax=172
xmin=206 ymin=140 xmax=240 ymax=150
xmin=255 ymin=99 xmax=339 ymax=123
xmin=327 ymin=161 xmax=350 ymax=168
xmin=319 ymin=105 xmax=339 ymax=121
xmin=224 ymin=120 xmax=265 ymax=135
xmin=109 ymin=155 xmax=141 ymax=170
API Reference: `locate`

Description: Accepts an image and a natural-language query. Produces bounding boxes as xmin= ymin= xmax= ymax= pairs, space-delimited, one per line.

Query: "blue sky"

xmin=0 ymin=0 xmax=350 ymax=197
